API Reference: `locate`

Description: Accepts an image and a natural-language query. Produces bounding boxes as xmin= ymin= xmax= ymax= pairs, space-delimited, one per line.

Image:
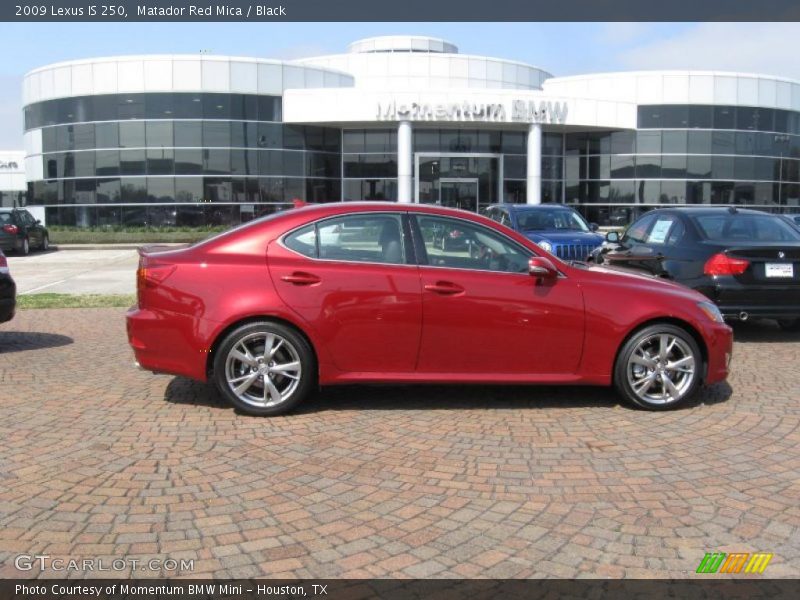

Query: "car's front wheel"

xmin=614 ymin=324 xmax=702 ymax=410
xmin=213 ymin=321 xmax=315 ymax=416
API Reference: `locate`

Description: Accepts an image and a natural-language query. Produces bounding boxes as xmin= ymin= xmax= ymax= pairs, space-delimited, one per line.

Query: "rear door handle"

xmin=424 ymin=281 xmax=465 ymax=296
xmin=281 ymin=272 xmax=321 ymax=286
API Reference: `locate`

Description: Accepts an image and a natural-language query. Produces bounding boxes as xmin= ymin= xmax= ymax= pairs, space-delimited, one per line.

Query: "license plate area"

xmin=765 ymin=263 xmax=794 ymax=278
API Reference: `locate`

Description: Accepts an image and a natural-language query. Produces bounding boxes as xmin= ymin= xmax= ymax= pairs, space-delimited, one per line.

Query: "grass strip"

xmin=17 ymin=293 xmax=136 ymax=309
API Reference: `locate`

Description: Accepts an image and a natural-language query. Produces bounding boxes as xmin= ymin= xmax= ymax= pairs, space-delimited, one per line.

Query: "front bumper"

xmin=704 ymin=321 xmax=734 ymax=385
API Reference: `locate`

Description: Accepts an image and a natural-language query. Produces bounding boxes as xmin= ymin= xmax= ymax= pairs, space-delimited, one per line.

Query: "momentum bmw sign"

xmin=376 ymin=99 xmax=568 ymax=124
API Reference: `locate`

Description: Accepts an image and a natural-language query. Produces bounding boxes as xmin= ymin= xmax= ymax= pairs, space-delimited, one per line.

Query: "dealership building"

xmin=19 ymin=35 xmax=800 ymax=227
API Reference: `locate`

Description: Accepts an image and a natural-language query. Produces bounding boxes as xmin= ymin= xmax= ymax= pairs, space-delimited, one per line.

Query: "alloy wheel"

xmin=224 ymin=332 xmax=302 ymax=408
xmin=626 ymin=332 xmax=696 ymax=405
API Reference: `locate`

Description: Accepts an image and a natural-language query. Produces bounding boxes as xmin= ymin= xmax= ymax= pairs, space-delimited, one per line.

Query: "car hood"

xmin=522 ymin=231 xmax=604 ymax=245
xmin=581 ymin=263 xmax=708 ymax=301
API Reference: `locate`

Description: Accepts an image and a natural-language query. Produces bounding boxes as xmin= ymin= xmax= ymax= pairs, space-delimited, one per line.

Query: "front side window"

xmin=414 ymin=215 xmax=530 ymax=274
xmin=284 ymin=214 xmax=407 ymax=265
xmin=645 ymin=216 xmax=685 ymax=245
xmin=623 ymin=213 xmax=659 ymax=244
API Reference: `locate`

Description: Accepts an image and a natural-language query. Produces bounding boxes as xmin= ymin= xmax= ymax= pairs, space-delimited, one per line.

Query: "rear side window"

xmin=283 ymin=214 xmax=407 ymax=265
xmin=693 ymin=214 xmax=800 ymax=242
xmin=284 ymin=224 xmax=316 ymax=258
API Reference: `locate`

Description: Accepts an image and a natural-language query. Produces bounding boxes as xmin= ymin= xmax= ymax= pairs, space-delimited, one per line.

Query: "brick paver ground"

xmin=0 ymin=309 xmax=798 ymax=579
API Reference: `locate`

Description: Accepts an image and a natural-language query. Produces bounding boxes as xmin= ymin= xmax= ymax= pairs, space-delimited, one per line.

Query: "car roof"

xmin=487 ymin=203 xmax=576 ymax=211
xmin=649 ymin=207 xmax=771 ymax=215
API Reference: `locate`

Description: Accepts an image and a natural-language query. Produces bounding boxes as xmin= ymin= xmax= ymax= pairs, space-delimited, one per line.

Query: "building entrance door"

xmin=439 ymin=178 xmax=479 ymax=212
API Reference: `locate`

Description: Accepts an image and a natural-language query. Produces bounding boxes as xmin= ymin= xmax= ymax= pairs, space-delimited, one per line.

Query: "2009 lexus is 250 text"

xmin=127 ymin=203 xmax=733 ymax=415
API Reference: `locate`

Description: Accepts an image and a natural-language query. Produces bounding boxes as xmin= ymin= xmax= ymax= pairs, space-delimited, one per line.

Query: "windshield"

xmin=516 ymin=209 xmax=590 ymax=233
xmin=692 ymin=213 xmax=800 ymax=243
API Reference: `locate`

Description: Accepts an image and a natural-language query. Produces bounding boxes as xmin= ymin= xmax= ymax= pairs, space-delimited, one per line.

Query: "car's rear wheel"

xmin=18 ymin=237 xmax=29 ymax=256
xmin=614 ymin=324 xmax=702 ymax=410
xmin=40 ymin=234 xmax=49 ymax=251
xmin=213 ymin=321 xmax=315 ymax=416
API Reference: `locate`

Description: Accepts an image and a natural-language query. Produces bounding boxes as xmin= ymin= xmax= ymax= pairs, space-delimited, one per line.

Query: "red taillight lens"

xmin=704 ymin=253 xmax=749 ymax=276
xmin=2 ymin=224 xmax=18 ymax=235
xmin=136 ymin=264 xmax=175 ymax=296
xmin=0 ymin=253 xmax=8 ymax=272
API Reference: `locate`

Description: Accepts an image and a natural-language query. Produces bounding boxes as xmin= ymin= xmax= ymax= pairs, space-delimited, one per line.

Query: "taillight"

xmin=2 ymin=224 xmax=18 ymax=235
xmin=0 ymin=253 xmax=8 ymax=274
xmin=136 ymin=264 xmax=175 ymax=297
xmin=704 ymin=253 xmax=750 ymax=276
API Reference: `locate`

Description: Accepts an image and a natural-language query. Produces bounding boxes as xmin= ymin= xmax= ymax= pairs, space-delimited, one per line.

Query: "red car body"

xmin=127 ymin=203 xmax=732 ymax=406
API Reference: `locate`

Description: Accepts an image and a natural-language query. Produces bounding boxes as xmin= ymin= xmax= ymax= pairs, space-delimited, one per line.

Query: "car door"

xmin=268 ymin=212 xmax=423 ymax=374
xmin=410 ymin=214 xmax=585 ymax=376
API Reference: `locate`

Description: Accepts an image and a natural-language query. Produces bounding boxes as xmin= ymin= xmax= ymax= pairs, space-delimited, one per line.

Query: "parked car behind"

xmin=128 ymin=202 xmax=732 ymax=416
xmin=482 ymin=204 xmax=604 ymax=261
xmin=0 ymin=208 xmax=49 ymax=255
xmin=590 ymin=207 xmax=800 ymax=330
xmin=0 ymin=249 xmax=16 ymax=323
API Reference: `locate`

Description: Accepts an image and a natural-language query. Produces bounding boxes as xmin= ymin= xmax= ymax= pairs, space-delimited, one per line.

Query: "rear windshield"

xmin=0 ymin=212 xmax=11 ymax=225
xmin=692 ymin=214 xmax=800 ymax=242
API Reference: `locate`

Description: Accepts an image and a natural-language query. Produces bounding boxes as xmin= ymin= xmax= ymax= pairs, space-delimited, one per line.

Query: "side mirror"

xmin=35 ymin=219 xmax=41 ymax=224
xmin=605 ymin=231 xmax=620 ymax=243
xmin=528 ymin=256 xmax=559 ymax=281
xmin=590 ymin=222 xmax=599 ymax=232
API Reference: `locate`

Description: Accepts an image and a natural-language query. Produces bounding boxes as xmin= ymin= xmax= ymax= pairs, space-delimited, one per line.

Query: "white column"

xmin=526 ymin=123 xmax=542 ymax=204
xmin=397 ymin=120 xmax=413 ymax=204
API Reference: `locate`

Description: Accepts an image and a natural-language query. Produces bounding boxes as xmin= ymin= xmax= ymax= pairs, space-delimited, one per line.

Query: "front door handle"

xmin=424 ymin=281 xmax=465 ymax=296
xmin=281 ymin=272 xmax=321 ymax=286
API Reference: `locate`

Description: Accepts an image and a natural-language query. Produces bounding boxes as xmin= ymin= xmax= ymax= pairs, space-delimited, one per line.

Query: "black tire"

xmin=778 ymin=318 xmax=800 ymax=332
xmin=212 ymin=321 xmax=315 ymax=416
xmin=40 ymin=234 xmax=49 ymax=251
xmin=613 ymin=323 xmax=702 ymax=411
xmin=18 ymin=237 xmax=29 ymax=256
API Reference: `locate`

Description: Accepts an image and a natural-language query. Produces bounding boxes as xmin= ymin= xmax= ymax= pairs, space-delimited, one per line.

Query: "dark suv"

xmin=0 ymin=208 xmax=49 ymax=255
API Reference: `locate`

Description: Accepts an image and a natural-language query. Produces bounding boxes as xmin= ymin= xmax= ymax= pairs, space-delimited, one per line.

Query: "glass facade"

xmin=23 ymin=92 xmax=800 ymax=228
xmin=548 ymin=104 xmax=800 ymax=225
xmin=25 ymin=93 xmax=342 ymax=227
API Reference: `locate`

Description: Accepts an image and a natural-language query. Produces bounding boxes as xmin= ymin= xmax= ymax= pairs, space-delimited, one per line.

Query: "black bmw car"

xmin=591 ymin=207 xmax=800 ymax=330
xmin=0 ymin=249 xmax=16 ymax=323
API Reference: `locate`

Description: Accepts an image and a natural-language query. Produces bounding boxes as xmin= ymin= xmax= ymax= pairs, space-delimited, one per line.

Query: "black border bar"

xmin=2 ymin=580 xmax=800 ymax=600
xmin=5 ymin=0 xmax=800 ymax=22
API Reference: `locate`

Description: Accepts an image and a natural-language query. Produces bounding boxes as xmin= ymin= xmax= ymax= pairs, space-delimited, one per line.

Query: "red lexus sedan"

xmin=127 ymin=203 xmax=733 ymax=416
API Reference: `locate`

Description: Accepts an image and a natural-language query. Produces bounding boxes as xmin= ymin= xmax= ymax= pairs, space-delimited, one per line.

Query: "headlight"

xmin=697 ymin=301 xmax=725 ymax=323
xmin=537 ymin=241 xmax=553 ymax=253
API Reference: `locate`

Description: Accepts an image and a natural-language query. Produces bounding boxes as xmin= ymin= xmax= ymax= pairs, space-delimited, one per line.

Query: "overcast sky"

xmin=1 ymin=21 xmax=799 ymax=148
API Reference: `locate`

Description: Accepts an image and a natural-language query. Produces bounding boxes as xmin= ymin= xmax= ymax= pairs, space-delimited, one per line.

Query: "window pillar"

xmin=397 ymin=120 xmax=413 ymax=204
xmin=526 ymin=123 xmax=542 ymax=204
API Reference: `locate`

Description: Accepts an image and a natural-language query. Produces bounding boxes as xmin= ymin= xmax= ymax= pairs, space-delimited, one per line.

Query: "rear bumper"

xmin=696 ymin=279 xmax=800 ymax=320
xmin=126 ymin=306 xmax=211 ymax=381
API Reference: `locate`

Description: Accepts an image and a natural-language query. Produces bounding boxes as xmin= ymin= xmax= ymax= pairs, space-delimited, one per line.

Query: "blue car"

xmin=482 ymin=204 xmax=604 ymax=261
